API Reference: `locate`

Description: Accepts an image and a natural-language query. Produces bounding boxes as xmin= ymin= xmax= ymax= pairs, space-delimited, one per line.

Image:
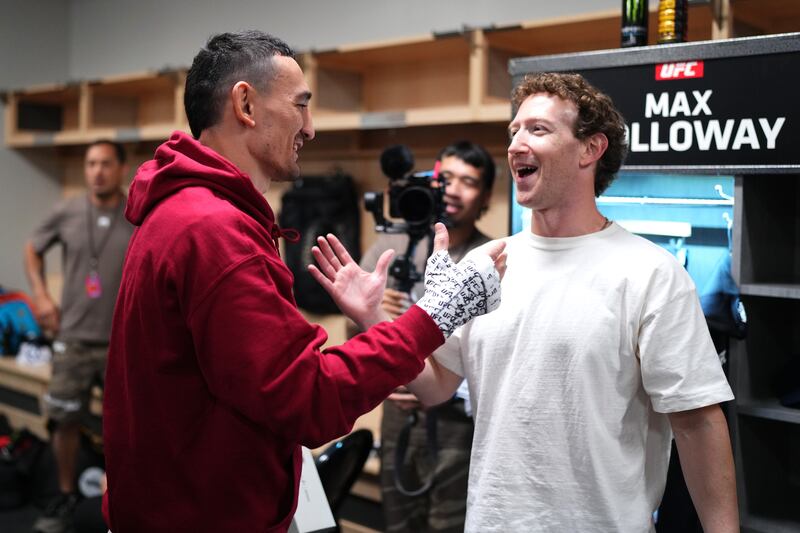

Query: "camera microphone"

xmin=366 ymin=145 xmax=449 ymax=292
xmin=380 ymin=145 xmax=414 ymax=180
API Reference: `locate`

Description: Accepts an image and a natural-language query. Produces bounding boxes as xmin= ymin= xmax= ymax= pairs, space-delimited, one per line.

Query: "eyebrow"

xmin=508 ymin=116 xmax=555 ymax=135
xmin=440 ymin=170 xmax=480 ymax=180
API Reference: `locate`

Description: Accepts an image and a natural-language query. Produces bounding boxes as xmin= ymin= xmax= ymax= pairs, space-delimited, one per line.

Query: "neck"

xmin=530 ymin=206 xmax=608 ymax=238
xmin=90 ymin=191 xmax=122 ymax=209
xmin=199 ymin=127 xmax=271 ymax=193
xmin=528 ymin=176 xmax=608 ymax=237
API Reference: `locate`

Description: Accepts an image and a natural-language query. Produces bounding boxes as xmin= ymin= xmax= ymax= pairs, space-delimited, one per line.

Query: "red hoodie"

xmin=103 ymin=131 xmax=443 ymax=532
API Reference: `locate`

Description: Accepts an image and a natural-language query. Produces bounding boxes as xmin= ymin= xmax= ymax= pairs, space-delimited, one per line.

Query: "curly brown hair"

xmin=512 ymin=72 xmax=628 ymax=196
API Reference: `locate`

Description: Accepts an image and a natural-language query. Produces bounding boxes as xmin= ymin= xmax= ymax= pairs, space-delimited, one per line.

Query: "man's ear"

xmin=579 ymin=133 xmax=608 ymax=169
xmin=231 ymin=81 xmax=256 ymax=128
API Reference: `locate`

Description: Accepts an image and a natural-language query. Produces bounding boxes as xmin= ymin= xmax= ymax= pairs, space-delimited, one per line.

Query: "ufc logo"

xmin=656 ymin=61 xmax=705 ymax=80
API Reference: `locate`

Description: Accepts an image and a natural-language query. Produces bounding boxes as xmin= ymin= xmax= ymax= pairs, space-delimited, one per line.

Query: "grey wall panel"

xmin=0 ymin=0 xmax=70 ymax=292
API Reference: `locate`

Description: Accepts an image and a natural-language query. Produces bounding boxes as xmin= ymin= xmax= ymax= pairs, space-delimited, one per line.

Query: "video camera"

xmin=364 ymin=145 xmax=448 ymax=293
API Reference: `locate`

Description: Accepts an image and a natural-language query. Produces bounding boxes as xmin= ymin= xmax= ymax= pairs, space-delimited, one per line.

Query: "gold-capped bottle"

xmin=621 ymin=0 xmax=649 ymax=48
xmin=657 ymin=0 xmax=688 ymax=44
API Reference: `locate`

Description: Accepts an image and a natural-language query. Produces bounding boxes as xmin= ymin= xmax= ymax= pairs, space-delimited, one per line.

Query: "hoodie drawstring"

xmin=271 ymin=226 xmax=300 ymax=254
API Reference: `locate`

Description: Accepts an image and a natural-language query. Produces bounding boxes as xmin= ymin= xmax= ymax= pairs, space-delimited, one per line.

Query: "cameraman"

xmin=351 ymin=140 xmax=495 ymax=533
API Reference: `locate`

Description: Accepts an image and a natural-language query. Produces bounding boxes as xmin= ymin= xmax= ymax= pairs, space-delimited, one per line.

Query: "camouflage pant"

xmin=44 ymin=340 xmax=107 ymax=426
xmin=380 ymin=398 xmax=473 ymax=533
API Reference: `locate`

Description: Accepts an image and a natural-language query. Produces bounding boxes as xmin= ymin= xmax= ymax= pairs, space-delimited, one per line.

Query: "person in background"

xmin=102 ymin=30 xmax=506 ymax=533
xmin=352 ymin=140 xmax=495 ymax=532
xmin=24 ymin=139 xmax=133 ymax=533
xmin=406 ymin=72 xmax=739 ymax=532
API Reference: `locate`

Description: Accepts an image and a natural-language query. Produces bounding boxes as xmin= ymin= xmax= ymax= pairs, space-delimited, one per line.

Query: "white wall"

xmin=0 ymin=0 xmax=70 ymax=292
xmin=67 ymin=0 xmax=618 ymax=78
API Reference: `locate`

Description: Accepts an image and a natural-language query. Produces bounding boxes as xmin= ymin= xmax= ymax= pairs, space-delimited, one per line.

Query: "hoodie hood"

xmin=126 ymin=131 xmax=278 ymax=233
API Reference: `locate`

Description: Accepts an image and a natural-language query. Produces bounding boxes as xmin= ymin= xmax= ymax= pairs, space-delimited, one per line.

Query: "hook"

xmin=714 ymin=184 xmax=734 ymax=202
xmin=722 ymin=211 xmax=733 ymax=251
xmin=722 ymin=211 xmax=733 ymax=230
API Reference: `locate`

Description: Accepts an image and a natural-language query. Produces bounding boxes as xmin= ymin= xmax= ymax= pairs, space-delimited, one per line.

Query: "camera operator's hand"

xmin=382 ymin=288 xmax=412 ymax=320
xmin=416 ymin=223 xmax=506 ymax=338
xmin=388 ymin=386 xmax=423 ymax=411
xmin=309 ymin=233 xmax=395 ymax=330
xmin=34 ymin=293 xmax=60 ymax=335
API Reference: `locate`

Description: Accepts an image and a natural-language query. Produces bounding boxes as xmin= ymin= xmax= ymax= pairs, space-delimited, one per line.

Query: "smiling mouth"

xmin=516 ymin=166 xmax=538 ymax=178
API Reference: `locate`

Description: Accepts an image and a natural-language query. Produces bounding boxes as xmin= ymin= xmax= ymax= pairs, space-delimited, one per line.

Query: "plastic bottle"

xmin=657 ymin=0 xmax=688 ymax=44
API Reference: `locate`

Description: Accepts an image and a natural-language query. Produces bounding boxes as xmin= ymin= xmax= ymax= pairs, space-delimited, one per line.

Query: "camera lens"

xmin=397 ymin=186 xmax=434 ymax=224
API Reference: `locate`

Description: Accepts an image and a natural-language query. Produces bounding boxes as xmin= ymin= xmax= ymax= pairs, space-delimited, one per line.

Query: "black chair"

xmin=314 ymin=429 xmax=374 ymax=520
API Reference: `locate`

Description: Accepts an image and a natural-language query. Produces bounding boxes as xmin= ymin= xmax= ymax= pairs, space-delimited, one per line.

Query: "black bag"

xmin=279 ymin=174 xmax=361 ymax=314
xmin=0 ymin=423 xmax=45 ymax=509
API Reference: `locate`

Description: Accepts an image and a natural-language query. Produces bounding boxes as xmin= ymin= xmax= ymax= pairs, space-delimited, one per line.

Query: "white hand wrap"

xmin=416 ymin=250 xmax=502 ymax=338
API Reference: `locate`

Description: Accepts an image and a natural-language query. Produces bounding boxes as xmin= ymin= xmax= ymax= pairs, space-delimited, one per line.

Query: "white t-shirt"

xmin=435 ymin=223 xmax=734 ymax=532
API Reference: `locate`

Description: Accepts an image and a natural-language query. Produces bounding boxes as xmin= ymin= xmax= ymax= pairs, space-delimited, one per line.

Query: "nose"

xmin=302 ymin=112 xmax=315 ymax=141
xmin=508 ymin=131 xmax=526 ymax=156
xmin=445 ymin=179 xmax=461 ymax=197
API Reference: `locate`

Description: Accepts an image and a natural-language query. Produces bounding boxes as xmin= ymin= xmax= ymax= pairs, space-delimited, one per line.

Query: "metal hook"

xmin=722 ymin=211 xmax=733 ymax=230
xmin=714 ymin=184 xmax=734 ymax=202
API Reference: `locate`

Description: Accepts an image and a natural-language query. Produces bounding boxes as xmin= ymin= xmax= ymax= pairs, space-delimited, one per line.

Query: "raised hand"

xmin=382 ymin=288 xmax=412 ymax=320
xmin=431 ymin=222 xmax=507 ymax=278
xmin=416 ymin=223 xmax=506 ymax=337
xmin=387 ymin=386 xmax=423 ymax=411
xmin=470 ymin=237 xmax=508 ymax=280
xmin=308 ymin=233 xmax=395 ymax=330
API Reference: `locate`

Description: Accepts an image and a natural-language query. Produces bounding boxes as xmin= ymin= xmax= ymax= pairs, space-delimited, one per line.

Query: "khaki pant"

xmin=44 ymin=340 xmax=108 ymax=426
xmin=380 ymin=399 xmax=473 ymax=533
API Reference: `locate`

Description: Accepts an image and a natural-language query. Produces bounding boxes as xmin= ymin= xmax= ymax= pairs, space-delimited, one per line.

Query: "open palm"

xmin=308 ymin=233 xmax=394 ymax=329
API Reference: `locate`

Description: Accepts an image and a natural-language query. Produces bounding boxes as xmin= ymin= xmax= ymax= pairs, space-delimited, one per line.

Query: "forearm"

xmin=405 ymin=356 xmax=462 ymax=408
xmin=670 ymin=405 xmax=739 ymax=533
xmin=348 ymin=290 xmax=409 ymax=335
xmin=352 ymin=307 xmax=392 ymax=331
xmin=23 ymin=241 xmax=49 ymax=298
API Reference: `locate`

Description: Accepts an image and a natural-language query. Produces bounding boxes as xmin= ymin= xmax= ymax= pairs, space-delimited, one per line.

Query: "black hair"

xmin=184 ymin=30 xmax=295 ymax=138
xmin=87 ymin=139 xmax=126 ymax=164
xmin=437 ymin=140 xmax=496 ymax=193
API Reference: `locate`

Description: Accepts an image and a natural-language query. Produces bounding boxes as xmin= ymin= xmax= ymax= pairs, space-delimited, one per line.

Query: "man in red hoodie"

xmin=103 ymin=30 xmax=506 ymax=532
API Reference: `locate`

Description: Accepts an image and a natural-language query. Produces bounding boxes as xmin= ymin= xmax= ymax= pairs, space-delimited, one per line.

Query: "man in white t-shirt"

xmin=406 ymin=72 xmax=738 ymax=532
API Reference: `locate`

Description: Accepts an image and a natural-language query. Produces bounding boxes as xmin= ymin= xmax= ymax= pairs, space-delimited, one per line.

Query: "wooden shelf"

xmin=738 ymin=400 xmax=800 ymax=424
xmin=4 ymin=70 xmax=187 ymax=147
xmin=735 ymin=408 xmax=800 ymax=529
xmin=317 ymin=35 xmax=468 ymax=103
xmin=733 ymin=0 xmax=800 ymax=36
xmin=4 ymin=3 xmax=797 ymax=148
xmin=4 ymin=84 xmax=81 ymax=146
xmin=89 ymin=71 xmax=182 ymax=131
xmin=741 ymin=283 xmax=800 ymax=299
xmin=742 ymin=513 xmax=800 ymax=533
xmin=0 ymin=357 xmax=51 ymax=439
